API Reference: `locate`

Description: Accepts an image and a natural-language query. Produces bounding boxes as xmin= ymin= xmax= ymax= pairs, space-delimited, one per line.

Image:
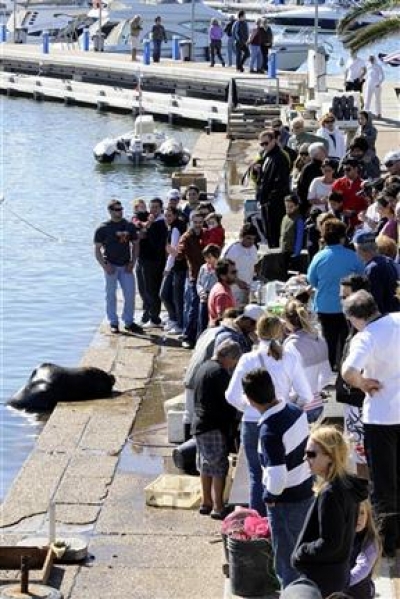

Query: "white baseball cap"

xmin=167 ymin=188 xmax=181 ymax=201
xmin=241 ymin=304 xmax=265 ymax=322
xmin=384 ymin=149 xmax=400 ymax=166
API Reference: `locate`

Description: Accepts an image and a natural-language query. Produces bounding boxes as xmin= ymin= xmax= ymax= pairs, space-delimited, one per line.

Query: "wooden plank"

xmin=0 ymin=547 xmax=51 ymax=571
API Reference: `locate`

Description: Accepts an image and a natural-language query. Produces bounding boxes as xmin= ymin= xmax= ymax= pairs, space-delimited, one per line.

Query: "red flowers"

xmin=221 ymin=508 xmax=271 ymax=541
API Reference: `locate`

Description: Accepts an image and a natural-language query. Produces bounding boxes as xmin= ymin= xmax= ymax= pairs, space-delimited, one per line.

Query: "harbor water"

xmin=0 ymin=96 xmax=200 ymax=502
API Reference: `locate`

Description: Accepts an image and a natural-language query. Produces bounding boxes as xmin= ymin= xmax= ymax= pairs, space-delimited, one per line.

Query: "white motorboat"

xmin=93 ymin=114 xmax=190 ymax=166
xmin=263 ymin=3 xmax=384 ymax=33
xmin=6 ymin=0 xmax=102 ymax=42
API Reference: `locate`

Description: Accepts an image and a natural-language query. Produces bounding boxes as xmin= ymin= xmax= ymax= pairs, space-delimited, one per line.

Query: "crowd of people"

xmin=93 ymin=107 xmax=400 ymax=596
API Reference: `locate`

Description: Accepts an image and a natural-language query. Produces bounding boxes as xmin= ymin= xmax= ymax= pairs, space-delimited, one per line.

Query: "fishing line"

xmin=1 ymin=197 xmax=62 ymax=242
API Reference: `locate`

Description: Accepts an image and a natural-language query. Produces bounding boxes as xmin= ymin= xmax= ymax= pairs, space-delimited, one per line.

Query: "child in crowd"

xmin=203 ymin=213 xmax=225 ymax=248
xmin=131 ymin=198 xmax=149 ymax=231
xmin=196 ymin=244 xmax=221 ymax=336
xmin=279 ymin=193 xmax=305 ymax=277
xmin=305 ymin=207 xmax=322 ymax=262
xmin=346 ymin=499 xmax=381 ymax=599
xmin=328 ymin=191 xmax=346 ymax=222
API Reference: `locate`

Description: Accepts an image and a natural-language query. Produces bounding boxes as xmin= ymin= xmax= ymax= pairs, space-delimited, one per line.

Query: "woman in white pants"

xmin=363 ymin=55 xmax=384 ymax=118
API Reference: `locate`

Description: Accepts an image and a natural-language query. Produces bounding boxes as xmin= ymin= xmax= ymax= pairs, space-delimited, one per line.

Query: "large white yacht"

xmin=263 ymin=3 xmax=384 ymax=33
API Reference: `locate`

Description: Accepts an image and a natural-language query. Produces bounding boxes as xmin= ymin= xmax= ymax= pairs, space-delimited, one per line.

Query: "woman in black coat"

xmin=292 ymin=425 xmax=369 ymax=598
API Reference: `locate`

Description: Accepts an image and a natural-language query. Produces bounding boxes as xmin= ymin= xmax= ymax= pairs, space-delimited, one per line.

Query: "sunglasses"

xmin=304 ymin=450 xmax=318 ymax=459
xmin=385 ymin=161 xmax=395 ymax=168
xmin=344 ymin=167 xmax=353 ymax=172
xmin=325 ymin=120 xmax=335 ymax=124
xmin=110 ymin=206 xmax=123 ymax=212
xmin=300 ymin=152 xmax=309 ymax=156
xmin=260 ymin=140 xmax=272 ymax=146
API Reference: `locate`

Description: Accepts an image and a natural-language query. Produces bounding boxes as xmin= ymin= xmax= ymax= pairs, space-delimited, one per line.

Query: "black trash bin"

xmin=228 ymin=536 xmax=278 ymax=597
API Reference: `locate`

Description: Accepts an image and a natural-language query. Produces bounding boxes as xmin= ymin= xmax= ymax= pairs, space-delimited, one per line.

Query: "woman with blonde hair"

xmin=283 ymin=299 xmax=332 ymax=423
xmin=292 ymin=425 xmax=369 ymax=597
xmin=226 ymin=312 xmax=313 ymax=515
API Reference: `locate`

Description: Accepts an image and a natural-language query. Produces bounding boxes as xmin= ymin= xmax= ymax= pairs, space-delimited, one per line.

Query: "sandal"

xmin=199 ymin=504 xmax=212 ymax=515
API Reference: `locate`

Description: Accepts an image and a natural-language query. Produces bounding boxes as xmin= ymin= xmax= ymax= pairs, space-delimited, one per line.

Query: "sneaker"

xmin=124 ymin=322 xmax=143 ymax=334
xmin=110 ymin=324 xmax=119 ymax=334
xmin=181 ymin=340 xmax=194 ymax=350
xmin=142 ymin=320 xmax=162 ymax=329
xmin=152 ymin=316 xmax=162 ymax=326
xmin=141 ymin=312 xmax=150 ymax=324
xmin=163 ymin=320 xmax=177 ymax=332
xmin=168 ymin=326 xmax=183 ymax=335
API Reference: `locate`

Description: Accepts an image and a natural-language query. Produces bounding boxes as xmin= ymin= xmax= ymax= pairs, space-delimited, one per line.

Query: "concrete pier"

xmin=1 ymin=75 xmax=399 ymax=597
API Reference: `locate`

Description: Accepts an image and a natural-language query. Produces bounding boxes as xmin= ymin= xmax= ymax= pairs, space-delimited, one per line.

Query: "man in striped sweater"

xmin=242 ymin=368 xmax=313 ymax=589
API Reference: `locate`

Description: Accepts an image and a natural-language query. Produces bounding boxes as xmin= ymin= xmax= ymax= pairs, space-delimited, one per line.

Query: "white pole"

xmin=13 ymin=0 xmax=17 ymax=42
xmin=314 ymin=0 xmax=319 ymax=91
xmin=190 ymin=0 xmax=195 ymax=61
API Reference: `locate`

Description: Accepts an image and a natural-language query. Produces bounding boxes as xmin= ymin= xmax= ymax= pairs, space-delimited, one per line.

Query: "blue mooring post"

xmin=42 ymin=31 xmax=49 ymax=54
xmin=268 ymin=51 xmax=277 ymax=78
xmin=172 ymin=36 xmax=179 ymax=61
xmin=83 ymin=28 xmax=90 ymax=51
xmin=143 ymin=39 xmax=150 ymax=65
xmin=0 ymin=24 xmax=6 ymax=42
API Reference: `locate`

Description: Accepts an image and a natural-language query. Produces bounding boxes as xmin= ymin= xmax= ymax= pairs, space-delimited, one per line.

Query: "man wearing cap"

xmin=353 ymin=230 xmax=400 ymax=313
xmin=346 ymin=136 xmax=381 ymax=180
xmin=94 ymin=200 xmax=142 ymax=334
xmin=280 ymin=578 xmax=322 ymax=599
xmin=271 ymin=118 xmax=290 ymax=147
xmin=383 ymin=149 xmax=400 ymax=177
xmin=332 ymin=158 xmax=367 ymax=231
xmin=183 ymin=305 xmax=264 ymax=439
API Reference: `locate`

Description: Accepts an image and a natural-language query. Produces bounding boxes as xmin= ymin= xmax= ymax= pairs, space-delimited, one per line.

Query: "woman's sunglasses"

xmin=304 ymin=450 xmax=317 ymax=459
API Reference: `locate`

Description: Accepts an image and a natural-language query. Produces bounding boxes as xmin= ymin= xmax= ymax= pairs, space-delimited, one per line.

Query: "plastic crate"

xmin=144 ymin=474 xmax=201 ymax=509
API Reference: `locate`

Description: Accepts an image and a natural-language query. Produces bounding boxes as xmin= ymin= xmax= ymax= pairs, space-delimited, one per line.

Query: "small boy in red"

xmin=203 ymin=213 xmax=225 ymax=248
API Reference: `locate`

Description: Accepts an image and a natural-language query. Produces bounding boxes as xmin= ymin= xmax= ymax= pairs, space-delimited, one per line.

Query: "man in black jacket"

xmin=254 ymin=128 xmax=291 ymax=248
xmin=136 ymin=197 xmax=168 ymax=327
xmin=297 ymin=142 xmax=327 ymax=216
xmin=232 ymin=10 xmax=249 ymax=72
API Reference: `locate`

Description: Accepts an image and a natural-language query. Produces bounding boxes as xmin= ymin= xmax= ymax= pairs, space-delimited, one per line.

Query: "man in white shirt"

xmin=342 ymin=290 xmax=400 ymax=557
xmin=344 ymin=50 xmax=366 ymax=92
xmin=222 ymin=224 xmax=258 ymax=307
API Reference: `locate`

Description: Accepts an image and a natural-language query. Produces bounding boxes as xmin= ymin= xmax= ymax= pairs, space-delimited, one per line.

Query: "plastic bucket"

xmin=228 ymin=537 xmax=277 ymax=597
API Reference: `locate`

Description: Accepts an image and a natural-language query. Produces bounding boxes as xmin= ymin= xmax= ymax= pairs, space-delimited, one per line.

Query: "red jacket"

xmin=203 ymin=225 xmax=225 ymax=248
xmin=332 ymin=177 xmax=367 ymax=228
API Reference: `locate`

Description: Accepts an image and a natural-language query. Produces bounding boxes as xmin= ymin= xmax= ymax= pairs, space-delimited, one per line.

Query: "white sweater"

xmin=225 ymin=340 xmax=313 ymax=423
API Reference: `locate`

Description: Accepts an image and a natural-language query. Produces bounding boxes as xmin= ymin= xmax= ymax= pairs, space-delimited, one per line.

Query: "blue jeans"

xmin=160 ymin=271 xmax=176 ymax=322
xmin=241 ymin=421 xmax=265 ymax=516
xmin=267 ymin=497 xmax=313 ymax=588
xmin=183 ymin=279 xmax=199 ymax=344
xmin=105 ymin=264 xmax=135 ymax=326
xmin=197 ymin=300 xmax=209 ymax=338
xmin=249 ymin=44 xmax=261 ymax=71
xmin=160 ymin=270 xmax=186 ymax=328
xmin=227 ymin=37 xmax=235 ymax=67
xmin=152 ymin=39 xmax=162 ymax=62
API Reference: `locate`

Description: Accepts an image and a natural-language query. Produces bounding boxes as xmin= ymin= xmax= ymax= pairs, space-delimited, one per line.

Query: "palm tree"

xmin=337 ymin=0 xmax=400 ymax=51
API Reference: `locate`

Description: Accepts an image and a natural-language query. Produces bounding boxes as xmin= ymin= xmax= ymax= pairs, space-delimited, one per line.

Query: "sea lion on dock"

xmin=8 ymin=363 xmax=115 ymax=412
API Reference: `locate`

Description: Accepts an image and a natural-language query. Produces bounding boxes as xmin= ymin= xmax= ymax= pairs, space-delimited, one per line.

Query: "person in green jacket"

xmin=280 ymin=193 xmax=305 ymax=278
xmin=287 ymin=117 xmax=329 ymax=153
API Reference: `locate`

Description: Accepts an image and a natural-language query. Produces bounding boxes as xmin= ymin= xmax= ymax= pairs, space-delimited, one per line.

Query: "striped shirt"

xmin=258 ymin=401 xmax=313 ymax=504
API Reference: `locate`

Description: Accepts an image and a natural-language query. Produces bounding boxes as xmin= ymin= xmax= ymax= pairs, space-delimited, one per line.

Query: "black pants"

xmin=345 ymin=79 xmax=363 ymax=93
xmin=136 ymin=258 xmax=165 ymax=321
xmin=210 ymin=40 xmax=224 ymax=66
xmin=364 ymin=423 xmax=400 ymax=553
xmin=318 ymin=312 xmax=348 ymax=370
xmin=236 ymin=42 xmax=250 ymax=71
xmin=261 ymin=201 xmax=286 ymax=249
